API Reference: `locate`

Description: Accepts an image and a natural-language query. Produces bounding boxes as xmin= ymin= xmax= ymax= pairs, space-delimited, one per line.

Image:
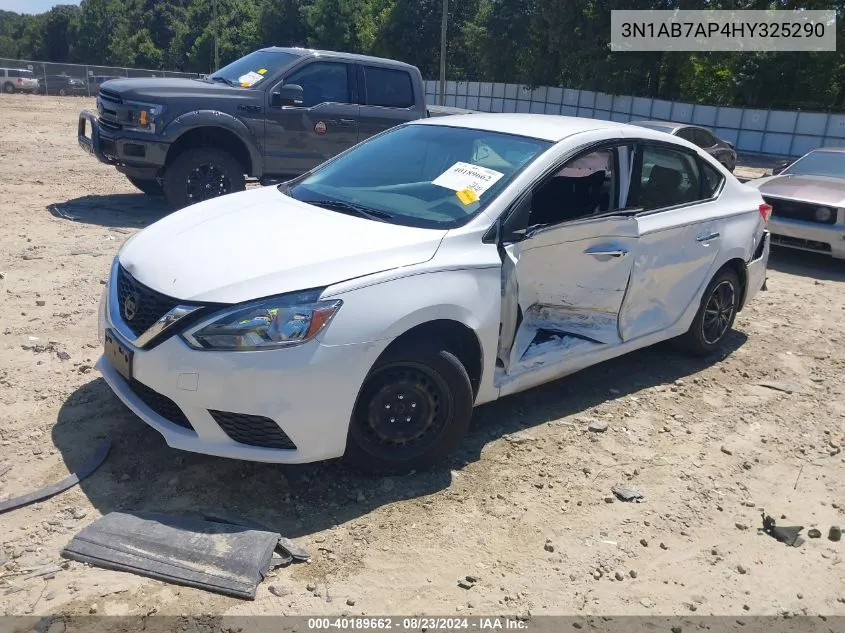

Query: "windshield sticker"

xmin=432 ymin=162 xmax=504 ymax=197
xmin=238 ymin=71 xmax=263 ymax=87
xmin=257 ymin=68 xmax=267 ymax=75
xmin=456 ymin=188 xmax=479 ymax=205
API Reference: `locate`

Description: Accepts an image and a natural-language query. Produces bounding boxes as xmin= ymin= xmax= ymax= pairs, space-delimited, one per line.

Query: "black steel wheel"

xmin=345 ymin=344 xmax=474 ymax=473
xmin=162 ymin=146 xmax=245 ymax=209
xmin=679 ymin=267 xmax=740 ymax=356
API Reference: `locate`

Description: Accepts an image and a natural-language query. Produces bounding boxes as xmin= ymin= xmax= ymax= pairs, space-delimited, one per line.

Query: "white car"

xmin=97 ymin=113 xmax=771 ymax=473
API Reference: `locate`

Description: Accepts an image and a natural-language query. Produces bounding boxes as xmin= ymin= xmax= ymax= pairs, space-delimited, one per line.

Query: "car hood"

xmin=746 ymin=173 xmax=845 ymax=207
xmin=99 ymin=77 xmax=248 ymax=101
xmin=118 ymin=186 xmax=447 ymax=304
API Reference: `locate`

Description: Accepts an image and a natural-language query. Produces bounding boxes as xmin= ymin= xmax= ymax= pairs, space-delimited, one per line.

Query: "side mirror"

xmin=772 ymin=160 xmax=790 ymax=175
xmin=271 ymin=84 xmax=304 ymax=107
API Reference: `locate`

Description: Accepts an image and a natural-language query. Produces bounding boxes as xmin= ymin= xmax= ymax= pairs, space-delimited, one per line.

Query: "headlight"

xmin=182 ymin=291 xmax=342 ymax=351
xmin=815 ymin=206 xmax=834 ymax=222
xmin=123 ymin=100 xmax=165 ymax=133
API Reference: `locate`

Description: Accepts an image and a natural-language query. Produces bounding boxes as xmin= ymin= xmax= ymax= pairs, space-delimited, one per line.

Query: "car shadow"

xmin=51 ymin=332 xmax=746 ymax=541
xmin=47 ymin=193 xmax=171 ymax=229
xmin=768 ymin=246 xmax=845 ymax=282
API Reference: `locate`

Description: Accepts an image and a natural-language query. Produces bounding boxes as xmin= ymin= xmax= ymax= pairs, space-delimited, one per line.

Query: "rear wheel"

xmin=58 ymin=87 xmax=67 ymax=96
xmin=344 ymin=343 xmax=474 ymax=474
xmin=162 ymin=146 xmax=245 ymax=209
xmin=126 ymin=176 xmax=164 ymax=197
xmin=678 ymin=268 xmax=740 ymax=356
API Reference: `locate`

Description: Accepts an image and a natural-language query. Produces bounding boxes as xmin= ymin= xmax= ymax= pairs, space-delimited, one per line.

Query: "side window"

xmin=529 ymin=148 xmax=618 ymax=227
xmin=363 ymin=66 xmax=414 ymax=108
xmin=700 ymin=159 xmax=724 ymax=198
xmin=8 ymin=70 xmax=20 ymax=78
xmin=693 ymin=128 xmax=716 ymax=148
xmin=636 ymin=145 xmax=702 ymax=211
xmin=675 ymin=127 xmax=694 ymax=142
xmin=284 ymin=62 xmax=350 ymax=108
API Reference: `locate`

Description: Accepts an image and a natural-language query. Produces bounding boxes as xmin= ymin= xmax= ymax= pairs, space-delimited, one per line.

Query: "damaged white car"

xmin=98 ymin=113 xmax=771 ymax=473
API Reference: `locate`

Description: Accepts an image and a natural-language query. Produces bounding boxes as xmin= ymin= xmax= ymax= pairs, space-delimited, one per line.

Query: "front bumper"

xmin=96 ymin=280 xmax=389 ymax=464
xmin=78 ymin=110 xmax=168 ymax=177
xmin=769 ymin=216 xmax=845 ymax=259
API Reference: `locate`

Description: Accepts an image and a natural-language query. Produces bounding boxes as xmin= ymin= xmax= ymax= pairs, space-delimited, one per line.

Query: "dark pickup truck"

xmin=78 ymin=47 xmax=470 ymax=208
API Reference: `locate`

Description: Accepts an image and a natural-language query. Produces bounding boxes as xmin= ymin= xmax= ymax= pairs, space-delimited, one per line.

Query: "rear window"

xmin=363 ymin=66 xmax=414 ymax=108
xmin=700 ymin=159 xmax=725 ymax=197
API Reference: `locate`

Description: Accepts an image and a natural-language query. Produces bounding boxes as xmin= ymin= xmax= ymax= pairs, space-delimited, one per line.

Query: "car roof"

xmin=410 ymin=113 xmax=680 ymax=143
xmin=258 ymin=47 xmax=419 ymax=71
xmin=629 ymin=120 xmax=698 ymax=131
xmin=804 ymin=147 xmax=845 ymax=153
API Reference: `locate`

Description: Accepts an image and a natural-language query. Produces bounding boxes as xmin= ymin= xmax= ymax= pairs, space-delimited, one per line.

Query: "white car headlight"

xmin=181 ymin=291 xmax=342 ymax=351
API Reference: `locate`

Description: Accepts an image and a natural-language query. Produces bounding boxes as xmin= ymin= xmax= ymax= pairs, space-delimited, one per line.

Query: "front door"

xmin=264 ymin=60 xmax=359 ymax=177
xmin=498 ymin=143 xmax=640 ymax=376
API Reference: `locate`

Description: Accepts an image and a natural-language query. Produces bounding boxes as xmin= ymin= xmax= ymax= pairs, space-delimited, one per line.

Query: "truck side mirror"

xmin=271 ymin=84 xmax=304 ymax=107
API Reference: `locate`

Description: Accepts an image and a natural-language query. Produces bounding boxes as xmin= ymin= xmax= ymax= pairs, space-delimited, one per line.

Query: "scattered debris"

xmin=737 ymin=564 xmax=748 ymax=574
xmin=756 ymin=380 xmax=804 ymax=394
xmin=720 ymin=446 xmax=733 ymax=455
xmin=268 ymin=585 xmax=289 ymax=598
xmin=735 ymin=522 xmax=749 ymax=531
xmin=761 ymin=512 xmax=804 ymax=547
xmin=639 ymin=539 xmax=648 ymax=547
xmin=611 ymin=484 xmax=644 ymax=503
xmin=629 ymin=570 xmax=637 ymax=579
xmin=62 ymin=511 xmax=284 ymax=600
xmin=0 ymin=463 xmax=11 ymax=479
xmin=808 ymin=529 xmax=822 ymax=539
xmin=544 ymin=540 xmax=555 ymax=553
xmin=829 ymin=526 xmax=842 ymax=542
xmin=56 ymin=351 xmax=70 ymax=361
xmin=603 ymin=496 xmax=615 ymax=504
xmin=18 ymin=563 xmax=62 ymax=581
xmin=614 ymin=571 xmax=624 ymax=581
xmin=587 ymin=420 xmax=608 ymax=433
xmin=346 ymin=598 xmax=356 ymax=607
xmin=659 ymin=542 xmax=668 ymax=550
xmin=0 ymin=439 xmax=110 ymax=514
xmin=457 ymin=578 xmax=474 ymax=590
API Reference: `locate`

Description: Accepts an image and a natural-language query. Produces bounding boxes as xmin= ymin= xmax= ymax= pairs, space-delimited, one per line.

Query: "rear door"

xmin=263 ymin=60 xmax=360 ymax=176
xmin=356 ymin=64 xmax=420 ymax=142
xmin=619 ymin=142 xmax=726 ymax=341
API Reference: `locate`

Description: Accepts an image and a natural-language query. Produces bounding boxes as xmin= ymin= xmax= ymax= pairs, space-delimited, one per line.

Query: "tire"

xmin=3 ymin=82 xmax=14 ymax=94
xmin=126 ymin=176 xmax=164 ymax=197
xmin=162 ymin=146 xmax=246 ymax=210
xmin=678 ymin=267 xmax=740 ymax=356
xmin=58 ymin=87 xmax=67 ymax=96
xmin=344 ymin=342 xmax=474 ymax=474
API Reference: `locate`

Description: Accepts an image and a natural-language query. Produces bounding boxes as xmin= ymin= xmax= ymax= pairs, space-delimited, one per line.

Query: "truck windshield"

xmin=208 ymin=50 xmax=301 ymax=88
xmin=284 ymin=124 xmax=552 ymax=229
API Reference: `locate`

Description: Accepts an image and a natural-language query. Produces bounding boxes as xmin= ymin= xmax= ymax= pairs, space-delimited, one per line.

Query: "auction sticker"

xmin=432 ymin=162 xmax=504 ymax=197
xmin=314 ymin=121 xmax=327 ymax=135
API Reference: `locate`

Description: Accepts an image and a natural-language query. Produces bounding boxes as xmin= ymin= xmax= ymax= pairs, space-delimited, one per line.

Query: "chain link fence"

xmin=0 ymin=58 xmax=202 ymax=97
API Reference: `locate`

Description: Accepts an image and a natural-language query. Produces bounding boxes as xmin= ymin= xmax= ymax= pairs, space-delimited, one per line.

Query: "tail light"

xmin=16 ymin=77 xmax=22 ymax=84
xmin=758 ymin=202 xmax=772 ymax=224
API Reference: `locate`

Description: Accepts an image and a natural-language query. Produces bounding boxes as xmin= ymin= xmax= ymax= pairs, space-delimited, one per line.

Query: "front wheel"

xmin=3 ymin=82 xmax=14 ymax=94
xmin=126 ymin=176 xmax=164 ymax=197
xmin=678 ymin=268 xmax=740 ymax=356
xmin=162 ymin=146 xmax=246 ymax=210
xmin=344 ymin=343 xmax=474 ymax=474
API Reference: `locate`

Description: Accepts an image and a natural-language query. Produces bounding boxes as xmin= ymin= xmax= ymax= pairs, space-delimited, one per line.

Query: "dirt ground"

xmin=1 ymin=93 xmax=845 ymax=622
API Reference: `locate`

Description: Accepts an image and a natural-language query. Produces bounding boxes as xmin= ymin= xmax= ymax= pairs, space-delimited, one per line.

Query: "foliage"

xmin=2 ymin=0 xmax=845 ymax=110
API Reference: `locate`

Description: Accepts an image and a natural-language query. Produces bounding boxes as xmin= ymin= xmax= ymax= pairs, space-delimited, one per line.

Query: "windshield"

xmin=283 ymin=124 xmax=552 ymax=229
xmin=208 ymin=50 xmax=300 ymax=88
xmin=784 ymin=150 xmax=845 ymax=179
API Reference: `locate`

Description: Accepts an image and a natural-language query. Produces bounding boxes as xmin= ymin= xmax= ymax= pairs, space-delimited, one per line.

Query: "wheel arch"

xmin=162 ymin=112 xmax=262 ymax=177
xmin=719 ymin=257 xmax=748 ymax=311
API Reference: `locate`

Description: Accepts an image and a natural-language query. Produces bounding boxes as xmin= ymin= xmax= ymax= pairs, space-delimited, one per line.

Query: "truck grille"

xmin=98 ymin=88 xmax=122 ymax=132
xmin=764 ymin=196 xmax=837 ymax=225
xmin=128 ymin=378 xmax=194 ymax=431
xmin=209 ymin=410 xmax=297 ymax=450
xmin=771 ymin=234 xmax=832 ymax=253
xmin=116 ymin=264 xmax=179 ymax=339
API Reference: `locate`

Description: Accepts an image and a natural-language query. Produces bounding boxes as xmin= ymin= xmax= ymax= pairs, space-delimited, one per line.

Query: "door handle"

xmin=584 ymin=246 xmax=628 ymax=258
xmin=696 ymin=231 xmax=720 ymax=242
xmin=338 ymin=118 xmax=357 ymax=126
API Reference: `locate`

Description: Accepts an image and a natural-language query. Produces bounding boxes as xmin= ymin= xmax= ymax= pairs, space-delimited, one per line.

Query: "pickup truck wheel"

xmin=3 ymin=82 xmax=14 ymax=94
xmin=126 ymin=176 xmax=164 ymax=197
xmin=345 ymin=343 xmax=474 ymax=474
xmin=162 ymin=147 xmax=245 ymax=209
xmin=678 ymin=268 xmax=739 ymax=356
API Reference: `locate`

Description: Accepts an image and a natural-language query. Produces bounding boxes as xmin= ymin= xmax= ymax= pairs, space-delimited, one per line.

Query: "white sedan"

xmin=97 ymin=113 xmax=771 ymax=473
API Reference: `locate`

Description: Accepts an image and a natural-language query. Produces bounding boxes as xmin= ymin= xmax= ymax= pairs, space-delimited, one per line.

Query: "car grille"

xmin=128 ymin=378 xmax=194 ymax=431
xmin=209 ymin=410 xmax=297 ymax=450
xmin=116 ymin=264 xmax=179 ymax=339
xmin=98 ymin=88 xmax=122 ymax=132
xmin=771 ymin=234 xmax=832 ymax=253
xmin=764 ymin=196 xmax=838 ymax=225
